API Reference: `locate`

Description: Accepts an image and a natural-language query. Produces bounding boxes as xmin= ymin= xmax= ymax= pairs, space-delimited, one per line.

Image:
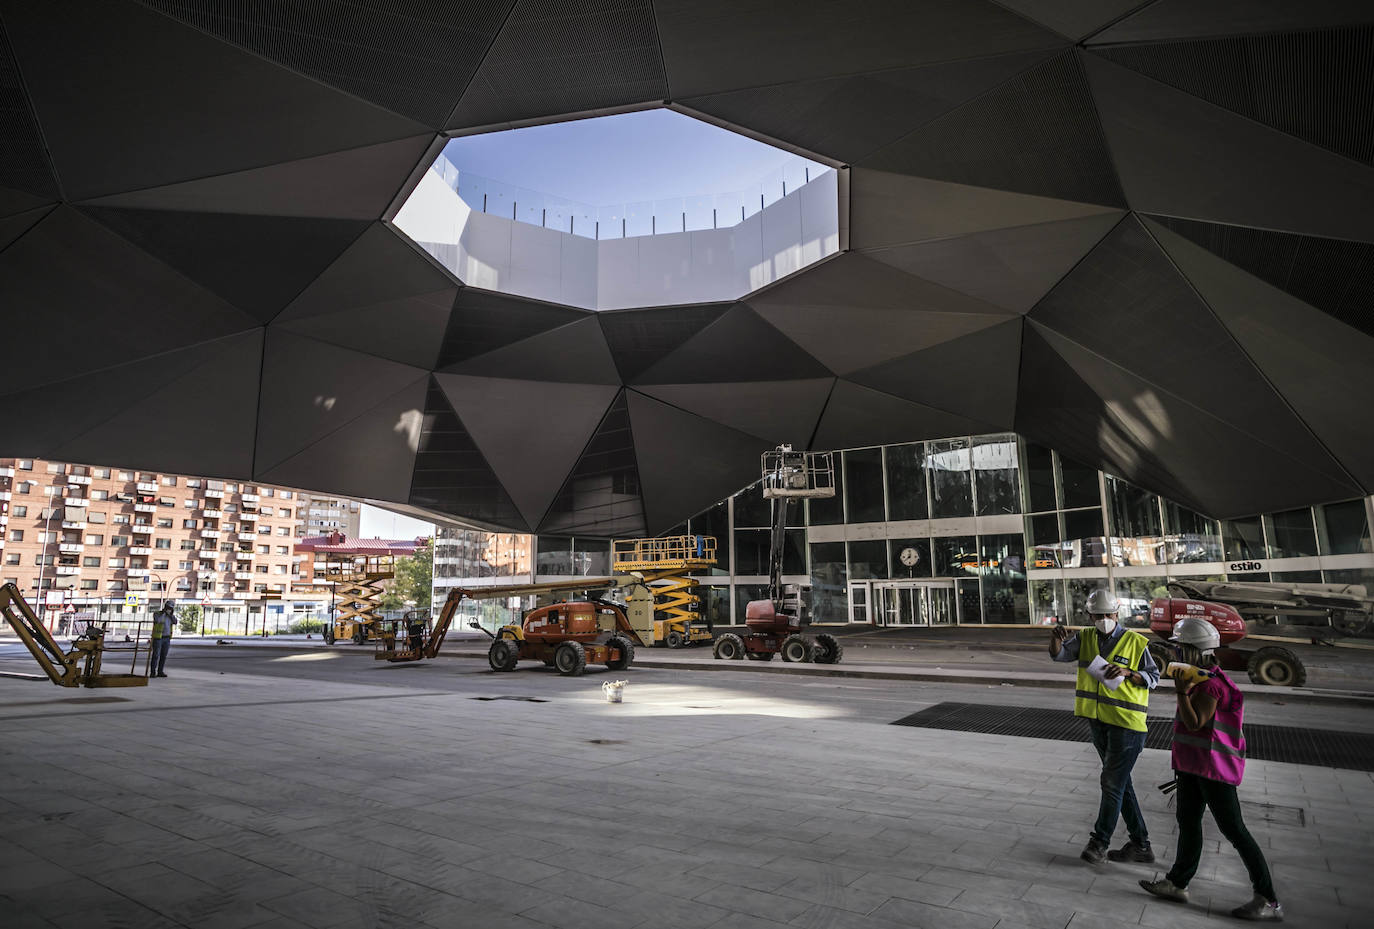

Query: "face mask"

xmin=1094 ymin=617 xmax=1117 ymax=635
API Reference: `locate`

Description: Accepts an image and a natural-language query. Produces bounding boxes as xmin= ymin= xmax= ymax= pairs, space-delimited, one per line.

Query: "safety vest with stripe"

xmin=1073 ymin=627 xmax=1150 ymax=732
xmin=1172 ymin=667 xmax=1246 ymax=786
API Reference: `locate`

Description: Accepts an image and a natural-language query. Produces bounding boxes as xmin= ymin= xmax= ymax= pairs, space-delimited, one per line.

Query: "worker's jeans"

xmin=150 ymin=637 xmax=170 ymax=676
xmin=1088 ymin=719 xmax=1149 ymax=846
xmin=1167 ymin=772 xmax=1275 ymax=900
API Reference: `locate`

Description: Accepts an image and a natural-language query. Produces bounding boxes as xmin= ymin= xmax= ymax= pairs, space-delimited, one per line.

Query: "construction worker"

xmin=1049 ymin=588 xmax=1160 ymax=864
xmin=1140 ymin=618 xmax=1283 ymax=921
xmin=149 ymin=601 xmax=176 ymax=678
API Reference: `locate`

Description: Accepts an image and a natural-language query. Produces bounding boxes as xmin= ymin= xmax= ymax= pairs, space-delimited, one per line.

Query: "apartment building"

xmin=296 ymin=494 xmax=361 ymax=539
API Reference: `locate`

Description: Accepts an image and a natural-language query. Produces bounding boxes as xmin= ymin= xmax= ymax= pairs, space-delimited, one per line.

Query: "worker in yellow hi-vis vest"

xmin=149 ymin=601 xmax=176 ymax=679
xmin=1049 ymin=588 xmax=1160 ymax=866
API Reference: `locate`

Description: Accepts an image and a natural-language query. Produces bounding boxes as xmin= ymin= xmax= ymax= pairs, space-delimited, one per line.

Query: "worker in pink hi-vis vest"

xmin=1139 ymin=617 xmax=1284 ymax=922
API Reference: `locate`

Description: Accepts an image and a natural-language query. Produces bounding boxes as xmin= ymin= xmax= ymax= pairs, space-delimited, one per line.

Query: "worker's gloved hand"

xmin=1051 ymin=624 xmax=1069 ymax=645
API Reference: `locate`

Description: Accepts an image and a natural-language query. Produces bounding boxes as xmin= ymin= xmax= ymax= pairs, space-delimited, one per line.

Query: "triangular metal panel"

xmin=276 ymin=290 xmax=456 ymax=370
xmin=141 ymin=1 xmax=512 ymax=127
xmin=0 ymin=185 xmax=53 ymax=218
xmin=434 ymin=374 xmax=619 ymax=529
xmin=636 ymin=378 xmax=835 ymax=446
xmin=846 ymin=319 xmax=1023 ymax=428
xmin=653 ymin=0 xmax=1065 ymax=98
xmin=812 ymin=380 xmax=999 ymax=451
xmin=678 ymin=48 xmax=1057 ymax=165
xmin=2 ymin=0 xmax=428 ymax=201
xmin=0 ymin=204 xmax=54 ymax=255
xmin=438 ymin=288 xmax=587 ymax=369
xmin=259 ymin=376 xmax=428 ymax=504
xmin=446 ymin=0 xmax=666 ymax=130
xmin=634 ymin=303 xmax=831 ymax=384
xmin=597 ymin=303 xmax=732 ymax=382
xmin=1089 ymin=0 xmax=1374 ymax=44
xmin=626 ymin=390 xmax=769 ymax=536
xmin=861 ymin=51 xmax=1126 ymax=208
xmin=991 ymin=0 xmax=1150 ymax=41
xmin=79 ymin=207 xmax=369 ymax=323
xmin=0 ymin=20 xmax=60 ymax=202
xmin=77 ymin=136 xmax=436 ymax=220
xmin=861 ymin=212 xmax=1125 ymax=313
xmin=1147 ymin=219 xmax=1374 ymax=488
xmin=0 ymin=206 xmax=259 ymax=392
xmin=849 ymin=168 xmax=1121 ymax=250
xmin=539 ymin=391 xmax=646 ymax=537
xmin=440 ymin=315 xmax=618 ymax=384
xmin=48 ymin=330 xmax=263 ymax=480
xmin=1031 ymin=215 xmax=1351 ymax=480
xmin=254 ymin=331 xmax=430 ymax=475
xmin=1083 ymin=54 xmax=1374 ymax=244
xmin=409 ymin=380 xmax=527 ymax=531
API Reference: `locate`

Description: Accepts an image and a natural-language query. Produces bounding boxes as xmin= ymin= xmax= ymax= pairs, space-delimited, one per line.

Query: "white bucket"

xmin=602 ymin=679 xmax=627 ymax=703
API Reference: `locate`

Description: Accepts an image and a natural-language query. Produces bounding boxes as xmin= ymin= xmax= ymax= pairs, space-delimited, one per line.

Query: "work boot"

xmin=1231 ymin=894 xmax=1284 ymax=921
xmin=1139 ymin=877 xmax=1189 ymax=903
xmin=1080 ymin=838 xmax=1107 ymax=864
xmin=157 ymin=672 xmax=168 ymax=678
xmin=1108 ymin=839 xmax=1155 ymax=863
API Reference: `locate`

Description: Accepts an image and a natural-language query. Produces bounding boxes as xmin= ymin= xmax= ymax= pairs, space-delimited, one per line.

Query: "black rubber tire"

xmin=665 ymin=630 xmax=684 ymax=649
xmin=813 ymin=633 xmax=844 ymax=665
xmin=352 ymin=626 xmax=365 ymax=645
xmin=713 ymin=633 xmax=744 ymax=660
xmin=606 ymin=635 xmax=635 ymax=671
xmin=745 ymin=651 xmax=774 ymax=661
xmin=488 ymin=637 xmax=519 ymax=672
xmin=554 ymin=641 xmax=588 ymax=676
xmin=1247 ymin=645 xmax=1306 ymax=687
xmin=1147 ymin=641 xmax=1172 ymax=676
xmin=323 ymin=626 xmax=336 ymax=645
xmin=781 ymin=634 xmax=811 ymax=663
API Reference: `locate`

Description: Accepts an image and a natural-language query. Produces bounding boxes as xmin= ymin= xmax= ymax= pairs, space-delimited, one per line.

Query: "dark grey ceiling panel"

xmin=654 ymin=0 xmax=1064 ymax=98
xmin=862 ymin=52 xmax=1125 ymax=208
xmin=597 ymin=302 xmax=731 ymax=382
xmin=409 ymin=380 xmax=527 ymax=531
xmin=0 ymin=206 xmax=259 ymax=392
xmin=0 ymin=184 xmax=52 ymax=218
xmin=0 ymin=19 xmax=59 ymax=202
xmin=678 ymin=49 xmax=1056 ymax=165
xmin=861 ymin=212 xmax=1124 ymax=313
xmin=1145 ymin=215 xmax=1374 ymax=339
xmin=1084 ymin=53 xmax=1374 ymax=243
xmin=627 ymin=390 xmax=768 ymax=535
xmin=1089 ymin=0 xmax=1374 ymax=44
xmin=2 ymin=0 xmax=428 ymax=200
xmin=1147 ymin=219 xmax=1374 ymax=487
xmin=0 ymin=204 xmax=52 ymax=254
xmin=1096 ymin=26 xmax=1374 ymax=166
xmin=811 ymin=380 xmax=998 ymax=452
xmin=441 ymin=315 xmax=618 ymax=383
xmin=849 ymin=168 xmax=1120 ymax=250
xmin=435 ymin=374 xmax=618 ymax=528
xmin=447 ymin=0 xmax=666 ymax=130
xmin=79 ymin=207 xmax=369 ymax=323
xmin=633 ymin=303 xmax=831 ymax=384
xmin=846 ymin=318 xmax=1023 ymax=428
xmin=78 ymin=135 xmax=435 ymax=220
xmin=276 ymin=290 xmax=455 ymax=370
xmin=142 ymin=0 xmax=513 ymax=127
xmin=438 ymin=288 xmax=587 ymax=368
xmin=540 ymin=391 xmax=646 ymax=537
xmin=991 ymin=0 xmax=1149 ymax=41
xmin=636 ymin=378 xmax=834 ymax=446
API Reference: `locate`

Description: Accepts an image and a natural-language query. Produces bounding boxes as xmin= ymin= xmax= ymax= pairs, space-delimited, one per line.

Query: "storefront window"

xmin=847 ymin=540 xmax=888 ymax=580
xmin=929 ymin=438 xmax=973 ymax=518
xmin=1027 ymin=513 xmax=1061 ymax=568
xmin=885 ymin=441 xmax=928 ymax=521
xmin=733 ymin=528 xmax=804 ymax=576
xmin=809 ymin=542 xmax=847 ymax=621
xmin=932 ymin=535 xmax=979 ymax=577
xmin=572 ymin=538 xmax=609 ymax=576
xmin=844 ymin=448 xmax=885 ymax=523
xmin=1023 ymin=441 xmax=1057 ymax=513
xmin=1318 ymin=500 xmax=1371 ymax=556
xmin=978 ymin=533 xmax=1026 ymax=623
xmin=1062 ymin=509 xmax=1107 ymax=567
xmin=1163 ymin=501 xmax=1223 ymax=564
xmin=889 ymin=538 xmax=932 ymax=578
xmin=701 ymin=585 xmax=731 ymax=627
xmin=1264 ymin=509 xmax=1317 ymax=559
xmin=1106 ymin=476 xmax=1162 ymax=566
xmin=1222 ymin=516 xmax=1264 ymax=561
xmin=1059 ymin=455 xmax=1100 ymax=509
xmin=536 ymin=536 xmax=573 ymax=575
xmin=973 ymin=435 xmax=1020 ymax=516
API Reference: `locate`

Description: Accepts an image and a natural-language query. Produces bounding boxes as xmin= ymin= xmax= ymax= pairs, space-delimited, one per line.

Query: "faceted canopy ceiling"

xmin=1 ymin=1 xmax=1372 ymax=536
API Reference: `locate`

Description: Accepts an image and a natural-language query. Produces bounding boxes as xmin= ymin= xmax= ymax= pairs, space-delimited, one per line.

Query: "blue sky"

xmin=442 ymin=109 xmax=824 ymax=205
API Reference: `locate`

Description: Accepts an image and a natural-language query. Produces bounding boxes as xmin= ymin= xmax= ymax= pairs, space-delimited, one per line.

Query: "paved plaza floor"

xmin=1 ymin=645 xmax=1371 ymax=928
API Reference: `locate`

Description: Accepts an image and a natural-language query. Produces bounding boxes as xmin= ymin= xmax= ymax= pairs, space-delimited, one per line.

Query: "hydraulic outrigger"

xmin=0 ymin=582 xmax=147 ymax=687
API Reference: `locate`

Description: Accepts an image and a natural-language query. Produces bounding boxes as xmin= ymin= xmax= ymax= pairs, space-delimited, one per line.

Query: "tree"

xmin=391 ymin=542 xmax=433 ymax=610
xmin=177 ymin=604 xmax=202 ymax=634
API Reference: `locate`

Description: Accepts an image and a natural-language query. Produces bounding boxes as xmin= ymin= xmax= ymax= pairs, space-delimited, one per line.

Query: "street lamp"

xmin=36 ymin=482 xmax=79 ymax=631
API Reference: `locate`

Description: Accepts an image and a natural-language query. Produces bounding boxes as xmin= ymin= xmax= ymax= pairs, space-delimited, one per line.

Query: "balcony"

xmin=241 ymin=493 xmax=259 ymax=503
xmin=239 ymin=510 xmax=258 ymax=521
xmin=0 ymin=514 xmax=7 ymax=526
xmin=204 ymin=488 xmax=224 ymax=499
xmin=235 ymin=551 xmax=252 ymax=560
xmin=64 ymin=497 xmax=87 ymax=508
xmin=66 ymin=474 xmax=91 ymax=485
xmin=200 ymin=529 xmax=220 ymax=538
xmin=55 ymin=565 xmax=81 ymax=576
xmin=58 ymin=543 xmax=83 ymax=554
xmin=0 ymin=491 xmax=11 ymax=501
xmin=134 ymin=502 xmax=156 ymax=513
xmin=129 ymin=546 xmax=151 ymax=556
xmin=130 ymin=524 xmax=153 ymax=534
xmin=233 ymin=591 xmax=257 ymax=600
xmin=0 ymin=467 xmax=13 ymax=477
xmin=198 ymin=569 xmax=217 ymax=578
xmin=61 ymin=520 xmax=86 ymax=529
xmin=136 ymin=482 xmax=157 ymax=493
xmin=126 ymin=568 xmax=150 ymax=579
xmin=197 ymin=550 xmax=216 ymax=560
xmin=201 ymin=506 xmax=222 ymax=517
xmin=234 ymin=571 xmax=254 ymax=580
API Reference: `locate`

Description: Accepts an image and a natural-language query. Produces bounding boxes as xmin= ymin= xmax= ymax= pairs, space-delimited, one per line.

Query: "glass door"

xmin=924 ymin=585 xmax=956 ymax=625
xmin=847 ymin=581 xmax=869 ymax=624
xmin=871 ymin=581 xmax=955 ymax=626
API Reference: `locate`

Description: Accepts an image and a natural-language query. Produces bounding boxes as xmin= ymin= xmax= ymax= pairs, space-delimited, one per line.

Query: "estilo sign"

xmin=1228 ymin=560 xmax=1266 ymax=573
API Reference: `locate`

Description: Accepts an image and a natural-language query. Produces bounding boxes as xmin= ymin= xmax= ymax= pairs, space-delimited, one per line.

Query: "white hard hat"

xmin=1170 ymin=616 xmax=1220 ymax=651
xmin=1085 ymin=588 xmax=1119 ymax=614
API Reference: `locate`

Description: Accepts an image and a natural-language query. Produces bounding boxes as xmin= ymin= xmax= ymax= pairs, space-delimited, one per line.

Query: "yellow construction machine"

xmin=612 ymin=535 xmax=716 ymax=647
xmin=0 ymin=582 xmax=147 ymax=687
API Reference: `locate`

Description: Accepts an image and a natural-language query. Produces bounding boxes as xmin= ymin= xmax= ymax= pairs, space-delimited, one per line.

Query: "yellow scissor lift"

xmin=612 ymin=535 xmax=717 ymax=648
xmin=322 ymin=554 xmax=396 ymax=645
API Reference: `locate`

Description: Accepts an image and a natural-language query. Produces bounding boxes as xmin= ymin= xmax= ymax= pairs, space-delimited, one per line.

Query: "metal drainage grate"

xmin=470 ymin=696 xmax=548 ymax=702
xmin=893 ymin=702 xmax=1374 ymax=772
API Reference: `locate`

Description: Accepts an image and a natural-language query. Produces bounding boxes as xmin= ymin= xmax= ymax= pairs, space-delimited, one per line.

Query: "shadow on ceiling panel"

xmin=1088 ymin=0 xmax=1374 ymax=45
xmin=1020 ymin=321 xmax=1364 ymax=517
xmin=1083 ymin=53 xmax=1374 ymax=244
xmin=811 ymin=380 xmax=999 ymax=452
xmin=860 ymin=211 xmax=1124 ymax=313
xmin=861 ymin=51 xmax=1126 ymax=208
xmin=446 ymin=0 xmax=666 ymax=130
xmin=1095 ymin=25 xmax=1374 ymax=166
xmin=626 ymin=390 xmax=768 ymax=536
xmin=435 ymin=374 xmax=618 ymax=529
xmin=653 ymin=0 xmax=1064 ymax=99
xmin=635 ymin=378 xmax=834 ymax=447
xmin=991 ymin=0 xmax=1151 ymax=42
xmin=142 ymin=0 xmax=512 ymax=127
xmin=1030 ymin=215 xmax=1349 ymax=480
xmin=1 ymin=0 xmax=428 ymax=201
xmin=79 ymin=207 xmax=370 ymax=324
xmin=437 ymin=288 xmax=587 ymax=369
xmin=678 ymin=48 xmax=1056 ymax=165
xmin=0 ymin=20 xmax=60 ymax=203
xmin=409 ymin=380 xmax=526 ymax=531
xmin=632 ymin=303 xmax=830 ymax=384
xmin=276 ymin=290 xmax=455 ymax=371
xmin=539 ymin=391 xmax=646 ymax=538
xmin=1147 ymin=219 xmax=1374 ymax=489
xmin=597 ymin=303 xmax=732 ymax=382
xmin=1143 ymin=215 xmax=1374 ymax=340
xmin=0 ymin=206 xmax=259 ymax=392
xmin=440 ymin=315 xmax=618 ymax=384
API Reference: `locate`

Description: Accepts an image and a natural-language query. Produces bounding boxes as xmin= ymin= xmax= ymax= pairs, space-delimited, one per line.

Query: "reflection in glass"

xmin=809 ymin=542 xmax=847 ymax=621
xmin=1027 ymin=513 xmax=1061 ymax=568
xmin=885 ymin=441 xmax=928 ymax=521
xmin=733 ymin=583 xmax=768 ymax=620
xmin=932 ymin=535 xmax=979 ymax=577
xmin=1106 ymin=476 xmax=1163 ymax=566
xmin=1023 ymin=441 xmax=1057 ymax=513
xmin=844 ymin=448 xmax=885 ymax=523
xmin=1319 ymin=500 xmax=1372 ymax=555
xmin=1264 ymin=509 xmax=1318 ymax=559
xmin=1062 ymin=508 xmax=1107 ymax=567
xmin=688 ymin=500 xmax=730 ymax=576
xmin=1222 ymin=516 xmax=1264 ymax=561
xmin=1030 ymin=578 xmax=1065 ymax=625
xmin=974 ymin=436 xmax=1021 ymax=516
xmin=1113 ymin=576 xmax=1167 ymax=628
xmin=807 ymin=464 xmax=844 ymax=526
xmin=929 ymin=438 xmax=973 ymax=518
xmin=979 ymin=533 xmax=1027 ymax=623
xmin=847 ymin=540 xmax=888 ymax=580
xmin=536 ymin=535 xmax=573 ymax=575
xmin=1162 ymin=501 xmax=1222 ymax=564
xmin=732 ymin=481 xmax=771 ymax=528
xmin=701 ymin=585 xmax=730 ymax=627
xmin=1059 ymin=455 xmax=1101 ymax=509
xmin=734 ymin=528 xmax=804 ymax=575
